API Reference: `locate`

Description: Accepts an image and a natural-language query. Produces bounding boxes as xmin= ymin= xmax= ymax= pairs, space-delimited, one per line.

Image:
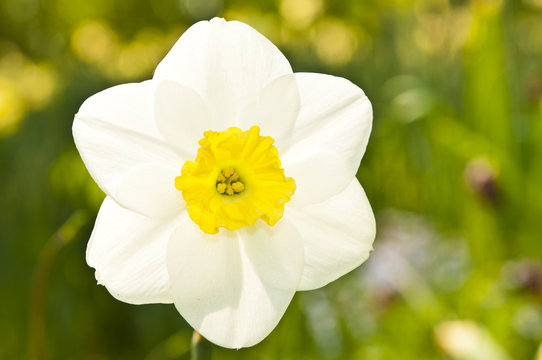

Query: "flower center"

xmin=174 ymin=126 xmax=295 ymax=234
xmin=216 ymin=167 xmax=245 ymax=196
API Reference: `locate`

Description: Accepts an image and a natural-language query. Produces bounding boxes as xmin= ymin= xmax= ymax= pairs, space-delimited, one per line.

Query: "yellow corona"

xmin=175 ymin=126 xmax=296 ymax=234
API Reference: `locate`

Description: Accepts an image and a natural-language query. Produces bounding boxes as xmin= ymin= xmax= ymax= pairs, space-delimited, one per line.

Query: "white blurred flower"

xmin=73 ymin=18 xmax=375 ymax=348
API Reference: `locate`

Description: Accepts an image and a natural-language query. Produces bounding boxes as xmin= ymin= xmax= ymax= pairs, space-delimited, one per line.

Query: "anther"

xmin=223 ymin=167 xmax=234 ymax=178
xmin=216 ymin=167 xmax=245 ymax=196
xmin=217 ymin=183 xmax=227 ymax=194
xmin=226 ymin=185 xmax=234 ymax=196
xmin=231 ymin=182 xmax=244 ymax=192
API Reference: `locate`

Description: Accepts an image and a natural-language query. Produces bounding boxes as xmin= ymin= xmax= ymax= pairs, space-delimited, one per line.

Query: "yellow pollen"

xmin=174 ymin=125 xmax=296 ymax=234
xmin=216 ymin=183 xmax=227 ymax=194
xmin=231 ymin=182 xmax=245 ymax=192
xmin=216 ymin=167 xmax=245 ymax=196
xmin=223 ymin=167 xmax=234 ymax=178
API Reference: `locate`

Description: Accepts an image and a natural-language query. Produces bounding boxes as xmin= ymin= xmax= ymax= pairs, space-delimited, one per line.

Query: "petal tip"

xmin=209 ymin=17 xmax=226 ymax=24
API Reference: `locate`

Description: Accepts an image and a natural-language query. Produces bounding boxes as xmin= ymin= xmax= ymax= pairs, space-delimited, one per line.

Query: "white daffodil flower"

xmin=73 ymin=17 xmax=375 ymax=349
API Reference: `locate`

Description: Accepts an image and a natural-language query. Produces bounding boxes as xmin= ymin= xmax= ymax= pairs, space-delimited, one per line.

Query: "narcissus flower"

xmin=74 ymin=18 xmax=375 ymax=349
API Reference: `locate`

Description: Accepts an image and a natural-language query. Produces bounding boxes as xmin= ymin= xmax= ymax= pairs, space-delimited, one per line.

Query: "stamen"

xmin=231 ymin=182 xmax=244 ymax=192
xmin=223 ymin=167 xmax=234 ymax=178
xmin=217 ymin=183 xmax=227 ymax=194
xmin=225 ymin=185 xmax=234 ymax=196
xmin=216 ymin=168 xmax=245 ymax=196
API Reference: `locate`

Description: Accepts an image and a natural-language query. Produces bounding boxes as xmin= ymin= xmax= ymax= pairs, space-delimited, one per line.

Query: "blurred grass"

xmin=1 ymin=0 xmax=542 ymax=359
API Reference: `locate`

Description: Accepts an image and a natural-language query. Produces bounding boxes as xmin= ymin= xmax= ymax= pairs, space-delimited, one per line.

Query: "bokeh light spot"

xmin=313 ymin=19 xmax=357 ymax=67
xmin=280 ymin=0 xmax=322 ymax=30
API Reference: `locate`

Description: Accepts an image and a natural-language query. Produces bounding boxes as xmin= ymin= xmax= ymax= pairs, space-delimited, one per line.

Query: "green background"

xmin=1 ymin=0 xmax=542 ymax=358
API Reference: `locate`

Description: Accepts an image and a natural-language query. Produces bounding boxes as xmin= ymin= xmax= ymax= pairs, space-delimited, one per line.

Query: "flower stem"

xmin=29 ymin=210 xmax=89 ymax=360
xmin=191 ymin=330 xmax=212 ymax=360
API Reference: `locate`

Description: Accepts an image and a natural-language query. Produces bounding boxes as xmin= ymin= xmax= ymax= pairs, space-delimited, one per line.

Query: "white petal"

xmin=113 ymin=164 xmax=184 ymax=218
xmin=154 ymin=80 xmax=215 ymax=156
xmin=77 ymin=81 xmax=163 ymax=138
xmin=287 ymin=179 xmax=376 ymax=291
xmin=154 ymin=18 xmax=293 ymax=125
xmin=285 ymin=152 xmax=353 ymax=206
xmin=73 ymin=81 xmax=182 ymax=200
xmin=166 ymin=221 xmax=304 ymax=348
xmin=87 ymin=197 xmax=187 ymax=304
xmin=281 ymin=73 xmax=372 ymax=202
xmin=238 ymin=74 xmax=300 ymax=151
